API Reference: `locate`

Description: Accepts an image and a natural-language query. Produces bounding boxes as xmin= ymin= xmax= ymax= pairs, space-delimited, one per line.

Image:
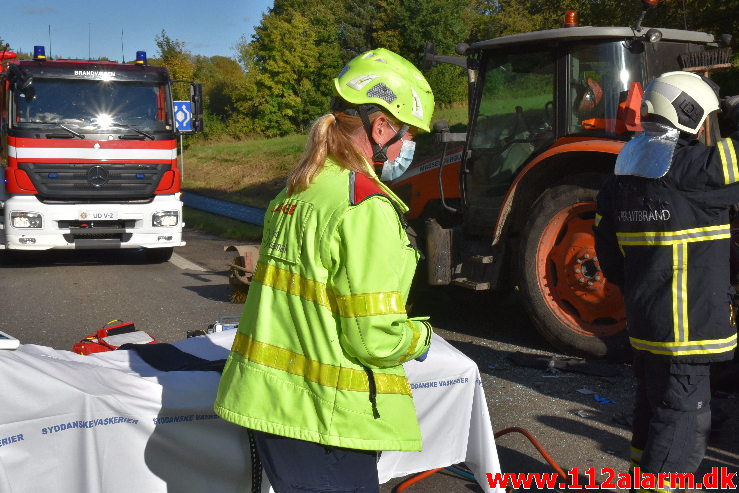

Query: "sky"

xmin=2 ymin=0 xmax=274 ymax=62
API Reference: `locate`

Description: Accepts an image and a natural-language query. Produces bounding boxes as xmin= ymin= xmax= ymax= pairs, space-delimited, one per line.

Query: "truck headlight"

xmin=11 ymin=212 xmax=43 ymax=228
xmin=152 ymin=211 xmax=179 ymax=227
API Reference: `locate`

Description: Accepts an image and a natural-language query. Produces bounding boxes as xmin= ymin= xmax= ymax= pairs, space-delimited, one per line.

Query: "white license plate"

xmin=79 ymin=210 xmax=118 ymax=220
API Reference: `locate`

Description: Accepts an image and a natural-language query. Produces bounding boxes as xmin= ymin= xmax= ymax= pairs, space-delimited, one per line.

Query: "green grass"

xmin=183 ymin=134 xmax=307 ymax=210
xmin=182 ymin=105 xmax=469 ymax=239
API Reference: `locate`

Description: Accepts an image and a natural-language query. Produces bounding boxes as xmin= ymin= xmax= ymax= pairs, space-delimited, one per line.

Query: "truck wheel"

xmin=0 ymin=251 xmax=14 ymax=266
xmin=518 ymin=176 xmax=627 ymax=358
xmin=145 ymin=247 xmax=174 ymax=263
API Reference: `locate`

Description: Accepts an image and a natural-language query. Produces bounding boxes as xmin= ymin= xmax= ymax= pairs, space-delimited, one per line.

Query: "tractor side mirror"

xmin=422 ymin=40 xmax=468 ymax=70
xmin=422 ymin=41 xmax=437 ymax=72
xmin=434 ymin=119 xmax=467 ymax=144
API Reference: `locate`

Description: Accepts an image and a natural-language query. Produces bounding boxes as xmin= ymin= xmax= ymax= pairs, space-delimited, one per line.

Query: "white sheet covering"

xmin=0 ymin=331 xmax=502 ymax=492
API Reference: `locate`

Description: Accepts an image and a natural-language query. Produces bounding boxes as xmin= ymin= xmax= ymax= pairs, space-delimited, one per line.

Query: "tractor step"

xmin=452 ymin=278 xmax=491 ymax=290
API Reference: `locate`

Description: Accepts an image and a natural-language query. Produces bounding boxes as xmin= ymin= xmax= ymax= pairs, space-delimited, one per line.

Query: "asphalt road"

xmin=2 ymin=228 xmax=737 ymax=492
xmin=0 ymin=229 xmax=238 ymax=350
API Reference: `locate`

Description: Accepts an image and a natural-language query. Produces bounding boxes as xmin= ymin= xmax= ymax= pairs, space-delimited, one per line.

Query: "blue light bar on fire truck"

xmin=135 ymin=51 xmax=147 ymax=65
xmin=33 ymin=46 xmax=46 ymax=61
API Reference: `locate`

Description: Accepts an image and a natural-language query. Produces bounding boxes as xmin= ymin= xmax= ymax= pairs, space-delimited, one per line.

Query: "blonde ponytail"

xmin=286 ymin=111 xmax=384 ymax=195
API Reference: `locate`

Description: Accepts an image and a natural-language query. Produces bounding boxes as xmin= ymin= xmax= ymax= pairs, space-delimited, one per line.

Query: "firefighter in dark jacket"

xmin=595 ymin=71 xmax=738 ymax=491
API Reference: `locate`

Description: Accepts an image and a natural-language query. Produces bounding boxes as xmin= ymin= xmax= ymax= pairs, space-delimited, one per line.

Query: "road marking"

xmin=170 ymin=253 xmax=206 ymax=271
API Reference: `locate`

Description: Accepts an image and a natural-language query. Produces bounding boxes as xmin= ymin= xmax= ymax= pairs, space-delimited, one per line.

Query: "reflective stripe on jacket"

xmin=214 ymin=159 xmax=432 ymax=451
xmin=595 ymin=137 xmax=739 ymax=362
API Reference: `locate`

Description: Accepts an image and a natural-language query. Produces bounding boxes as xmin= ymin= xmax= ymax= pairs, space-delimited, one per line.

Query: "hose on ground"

xmin=392 ymin=426 xmax=592 ymax=492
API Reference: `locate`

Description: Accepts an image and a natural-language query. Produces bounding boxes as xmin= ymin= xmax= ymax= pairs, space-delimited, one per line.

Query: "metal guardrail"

xmin=182 ymin=191 xmax=265 ymax=226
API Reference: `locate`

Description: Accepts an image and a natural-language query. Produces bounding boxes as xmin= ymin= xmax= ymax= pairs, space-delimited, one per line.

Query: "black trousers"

xmin=251 ymin=430 xmax=380 ymax=493
xmin=630 ymin=354 xmax=711 ymax=486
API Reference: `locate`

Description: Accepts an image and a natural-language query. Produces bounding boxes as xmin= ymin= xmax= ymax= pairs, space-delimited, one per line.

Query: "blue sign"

xmin=173 ymin=101 xmax=192 ymax=132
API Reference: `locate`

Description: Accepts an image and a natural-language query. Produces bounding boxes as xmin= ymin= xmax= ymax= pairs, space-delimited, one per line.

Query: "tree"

xmin=170 ymin=0 xmax=739 ymax=139
xmin=194 ymin=55 xmax=245 ymax=118
xmin=338 ymin=0 xmax=383 ymax=60
xmin=233 ymin=10 xmax=320 ymax=136
xmin=154 ymin=30 xmax=195 ymax=101
xmin=231 ymin=0 xmax=344 ymax=136
xmin=372 ymin=0 xmax=470 ymax=106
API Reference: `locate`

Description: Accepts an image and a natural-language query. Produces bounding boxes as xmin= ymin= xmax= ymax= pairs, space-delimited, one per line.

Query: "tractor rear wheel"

xmin=518 ymin=175 xmax=628 ymax=358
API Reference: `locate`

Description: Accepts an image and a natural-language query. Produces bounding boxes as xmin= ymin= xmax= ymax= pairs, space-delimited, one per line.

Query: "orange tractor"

xmin=391 ymin=0 xmax=733 ymax=357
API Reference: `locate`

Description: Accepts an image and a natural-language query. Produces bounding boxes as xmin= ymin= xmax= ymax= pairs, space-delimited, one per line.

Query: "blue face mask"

xmin=380 ymin=139 xmax=416 ymax=181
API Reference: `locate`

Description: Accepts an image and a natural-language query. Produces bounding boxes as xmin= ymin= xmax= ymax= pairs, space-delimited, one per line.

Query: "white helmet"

xmin=641 ymin=71 xmax=720 ymax=134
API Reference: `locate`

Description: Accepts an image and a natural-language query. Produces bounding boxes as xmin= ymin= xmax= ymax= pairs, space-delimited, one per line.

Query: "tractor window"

xmin=464 ymin=49 xmax=555 ymax=235
xmin=646 ymin=41 xmax=703 ymax=80
xmin=472 ymin=51 xmax=554 ymax=195
xmin=472 ymin=51 xmax=554 ymax=154
xmin=569 ymin=41 xmax=643 ymax=136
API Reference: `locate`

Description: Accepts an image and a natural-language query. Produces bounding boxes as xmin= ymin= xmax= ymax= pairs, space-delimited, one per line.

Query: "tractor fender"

xmin=492 ymin=138 xmax=624 ymax=247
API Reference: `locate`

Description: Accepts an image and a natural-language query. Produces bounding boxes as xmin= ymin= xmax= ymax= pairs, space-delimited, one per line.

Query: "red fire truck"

xmin=0 ymin=46 xmax=202 ymax=262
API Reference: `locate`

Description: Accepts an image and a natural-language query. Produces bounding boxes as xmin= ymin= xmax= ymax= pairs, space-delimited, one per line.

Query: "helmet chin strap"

xmin=357 ymin=105 xmax=408 ymax=165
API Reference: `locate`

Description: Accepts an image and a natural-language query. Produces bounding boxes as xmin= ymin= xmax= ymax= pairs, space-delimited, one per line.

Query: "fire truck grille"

xmin=58 ymin=220 xmax=137 ymax=229
xmin=18 ymin=163 xmax=169 ymax=199
xmin=60 ymin=220 xmax=135 ymax=244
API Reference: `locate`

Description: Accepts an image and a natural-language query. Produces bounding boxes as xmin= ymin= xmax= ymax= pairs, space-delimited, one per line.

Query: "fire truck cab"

xmin=0 ymin=47 xmax=202 ymax=262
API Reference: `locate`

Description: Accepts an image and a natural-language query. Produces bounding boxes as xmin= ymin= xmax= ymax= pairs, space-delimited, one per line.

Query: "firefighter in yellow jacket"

xmin=214 ymin=49 xmax=434 ymax=492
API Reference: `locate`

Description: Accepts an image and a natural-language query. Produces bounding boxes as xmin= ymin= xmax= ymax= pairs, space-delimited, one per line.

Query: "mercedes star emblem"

xmin=87 ymin=166 xmax=109 ymax=188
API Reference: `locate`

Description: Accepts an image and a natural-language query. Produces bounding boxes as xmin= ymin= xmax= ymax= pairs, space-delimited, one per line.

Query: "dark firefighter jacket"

xmin=595 ymin=136 xmax=739 ymax=363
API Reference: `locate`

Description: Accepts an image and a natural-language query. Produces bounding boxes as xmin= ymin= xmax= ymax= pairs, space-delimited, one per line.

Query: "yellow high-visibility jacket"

xmin=214 ymin=159 xmax=432 ymax=451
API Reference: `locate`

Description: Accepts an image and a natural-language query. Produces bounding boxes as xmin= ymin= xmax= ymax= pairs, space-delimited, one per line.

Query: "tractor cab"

xmin=462 ymin=26 xmax=715 ymax=237
xmin=404 ymin=11 xmax=729 ymax=356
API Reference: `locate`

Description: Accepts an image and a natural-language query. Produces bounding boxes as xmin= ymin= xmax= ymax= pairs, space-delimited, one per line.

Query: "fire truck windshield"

xmin=12 ymin=78 xmax=173 ymax=134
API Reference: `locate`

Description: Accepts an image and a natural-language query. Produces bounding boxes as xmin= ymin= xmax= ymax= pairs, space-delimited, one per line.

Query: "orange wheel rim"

xmin=536 ymin=201 xmax=625 ymax=338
